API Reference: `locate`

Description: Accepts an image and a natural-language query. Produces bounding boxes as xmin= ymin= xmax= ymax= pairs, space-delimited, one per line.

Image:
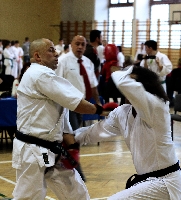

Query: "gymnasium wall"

xmin=0 ymin=0 xmax=61 ymax=45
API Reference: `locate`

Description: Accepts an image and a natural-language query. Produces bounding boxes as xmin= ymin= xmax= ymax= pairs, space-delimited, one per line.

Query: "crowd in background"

xmin=0 ymin=33 xmax=180 ymax=106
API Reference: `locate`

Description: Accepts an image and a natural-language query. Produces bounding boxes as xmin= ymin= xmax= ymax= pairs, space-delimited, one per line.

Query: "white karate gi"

xmin=117 ymin=52 xmax=125 ymax=67
xmin=16 ymin=46 xmax=24 ymax=76
xmin=140 ymin=51 xmax=172 ymax=92
xmin=12 ymin=63 xmax=90 ymax=200
xmin=3 ymin=47 xmax=14 ymax=75
xmin=0 ymin=44 xmax=3 ymax=66
xmin=9 ymin=46 xmax=18 ymax=78
xmin=55 ymin=44 xmax=65 ymax=56
xmin=75 ymin=66 xmax=181 ymax=200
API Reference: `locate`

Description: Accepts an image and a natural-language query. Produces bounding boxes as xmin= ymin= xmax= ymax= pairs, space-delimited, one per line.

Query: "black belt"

xmin=126 ymin=161 xmax=180 ymax=189
xmin=15 ymin=130 xmax=78 ymax=167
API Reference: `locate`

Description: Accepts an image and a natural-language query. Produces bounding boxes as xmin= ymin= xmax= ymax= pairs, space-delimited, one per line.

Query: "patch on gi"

xmin=42 ymin=153 xmax=49 ymax=164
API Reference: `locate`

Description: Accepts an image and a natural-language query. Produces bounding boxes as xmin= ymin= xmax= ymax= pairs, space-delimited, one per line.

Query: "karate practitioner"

xmin=140 ymin=40 xmax=172 ymax=92
xmin=12 ymin=38 xmax=104 ymax=200
xmin=75 ymin=66 xmax=181 ymax=200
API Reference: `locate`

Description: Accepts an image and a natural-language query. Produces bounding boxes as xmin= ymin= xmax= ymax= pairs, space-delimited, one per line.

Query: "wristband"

xmin=95 ymin=104 xmax=103 ymax=115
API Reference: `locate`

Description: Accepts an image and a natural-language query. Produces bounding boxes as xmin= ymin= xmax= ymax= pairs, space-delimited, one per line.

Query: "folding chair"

xmin=171 ymin=94 xmax=181 ymax=140
xmin=82 ymin=96 xmax=105 ymax=145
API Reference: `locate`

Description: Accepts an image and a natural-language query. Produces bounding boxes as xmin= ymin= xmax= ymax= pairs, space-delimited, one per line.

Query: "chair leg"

xmin=171 ymin=119 xmax=173 ymax=141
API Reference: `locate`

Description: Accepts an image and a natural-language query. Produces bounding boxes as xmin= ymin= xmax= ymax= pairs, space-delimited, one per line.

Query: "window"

xmin=150 ymin=0 xmax=181 ymax=5
xmin=109 ymin=0 xmax=134 ymax=7
xmin=151 ymin=4 xmax=181 ymax=49
xmin=109 ymin=7 xmax=133 ymax=46
xmin=110 ymin=0 xmax=134 ymax=2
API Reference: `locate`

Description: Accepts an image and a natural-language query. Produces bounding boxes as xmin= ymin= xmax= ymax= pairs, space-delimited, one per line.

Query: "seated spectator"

xmin=11 ymin=62 xmax=31 ymax=97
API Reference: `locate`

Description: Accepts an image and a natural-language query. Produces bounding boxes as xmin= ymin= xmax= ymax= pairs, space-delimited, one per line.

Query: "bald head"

xmin=29 ymin=38 xmax=49 ymax=58
xmin=71 ymin=35 xmax=86 ymax=58
xmin=29 ymin=38 xmax=58 ymax=70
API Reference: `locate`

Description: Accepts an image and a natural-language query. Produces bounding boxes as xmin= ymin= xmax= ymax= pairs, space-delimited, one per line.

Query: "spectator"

xmin=0 ymin=40 xmax=3 ymax=73
xmin=55 ymin=38 xmax=65 ymax=57
xmin=3 ymin=40 xmax=14 ymax=76
xmin=140 ymin=40 xmax=172 ymax=92
xmin=11 ymin=62 xmax=30 ymax=97
xmin=22 ymin=37 xmax=30 ymax=63
xmin=14 ymin=40 xmax=24 ymax=76
xmin=117 ymin=45 xmax=125 ymax=68
xmin=84 ymin=30 xmax=102 ymax=79
xmin=56 ymin=35 xmax=101 ymax=182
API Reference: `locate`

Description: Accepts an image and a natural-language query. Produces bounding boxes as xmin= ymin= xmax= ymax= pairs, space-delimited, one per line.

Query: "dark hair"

xmin=25 ymin=37 xmax=29 ymax=41
xmin=64 ymin=44 xmax=69 ymax=51
xmin=19 ymin=62 xmax=31 ymax=82
xmin=15 ymin=40 xmax=19 ymax=44
xmin=117 ymin=46 xmax=122 ymax=52
xmin=131 ymin=66 xmax=169 ymax=102
xmin=144 ymin=40 xmax=157 ymax=51
xmin=124 ymin=55 xmax=133 ymax=67
xmin=90 ymin=30 xmax=101 ymax=43
xmin=3 ymin=40 xmax=11 ymax=49
xmin=11 ymin=40 xmax=15 ymax=46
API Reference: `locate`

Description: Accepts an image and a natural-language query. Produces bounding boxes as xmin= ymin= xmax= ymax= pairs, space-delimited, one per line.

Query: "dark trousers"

xmin=69 ymin=111 xmax=86 ymax=182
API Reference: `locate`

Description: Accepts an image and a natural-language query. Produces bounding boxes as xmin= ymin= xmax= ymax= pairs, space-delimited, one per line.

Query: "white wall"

xmin=94 ymin=0 xmax=109 ymax=22
xmin=134 ymin=0 xmax=150 ymax=20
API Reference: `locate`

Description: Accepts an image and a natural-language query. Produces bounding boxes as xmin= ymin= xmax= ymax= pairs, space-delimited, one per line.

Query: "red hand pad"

xmin=103 ymin=102 xmax=119 ymax=111
xmin=60 ymin=149 xmax=79 ymax=170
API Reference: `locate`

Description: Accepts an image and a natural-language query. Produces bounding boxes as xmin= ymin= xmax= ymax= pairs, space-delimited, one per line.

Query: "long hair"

xmin=131 ymin=66 xmax=169 ymax=102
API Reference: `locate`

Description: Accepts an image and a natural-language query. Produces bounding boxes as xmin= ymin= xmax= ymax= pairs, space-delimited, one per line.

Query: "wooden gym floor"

xmin=0 ymin=109 xmax=181 ymax=200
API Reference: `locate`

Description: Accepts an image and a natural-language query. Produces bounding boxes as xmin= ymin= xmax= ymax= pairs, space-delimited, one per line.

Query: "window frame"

xmin=109 ymin=0 xmax=133 ymax=7
xmin=150 ymin=0 xmax=181 ymax=5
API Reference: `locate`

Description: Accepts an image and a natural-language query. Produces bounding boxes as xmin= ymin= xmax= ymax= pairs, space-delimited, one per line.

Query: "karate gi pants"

xmin=12 ymin=144 xmax=90 ymax=200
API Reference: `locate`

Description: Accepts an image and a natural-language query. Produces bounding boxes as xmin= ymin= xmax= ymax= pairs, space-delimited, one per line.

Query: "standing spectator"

xmin=84 ymin=30 xmax=102 ymax=79
xmin=140 ymin=40 xmax=172 ymax=92
xmin=101 ymin=44 xmax=124 ymax=104
xmin=55 ymin=38 xmax=65 ymax=57
xmin=11 ymin=62 xmax=30 ymax=97
xmin=134 ymin=42 xmax=146 ymax=63
xmin=14 ymin=40 xmax=24 ymax=76
xmin=0 ymin=40 xmax=3 ymax=73
xmin=9 ymin=40 xmax=18 ymax=78
xmin=58 ymin=44 xmax=69 ymax=59
xmin=3 ymin=40 xmax=14 ymax=76
xmin=97 ymin=44 xmax=105 ymax=69
xmin=56 ymin=35 xmax=101 ymax=182
xmin=22 ymin=37 xmax=30 ymax=63
xmin=117 ymin=45 xmax=125 ymax=68
xmin=102 ymin=39 xmax=108 ymax=47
